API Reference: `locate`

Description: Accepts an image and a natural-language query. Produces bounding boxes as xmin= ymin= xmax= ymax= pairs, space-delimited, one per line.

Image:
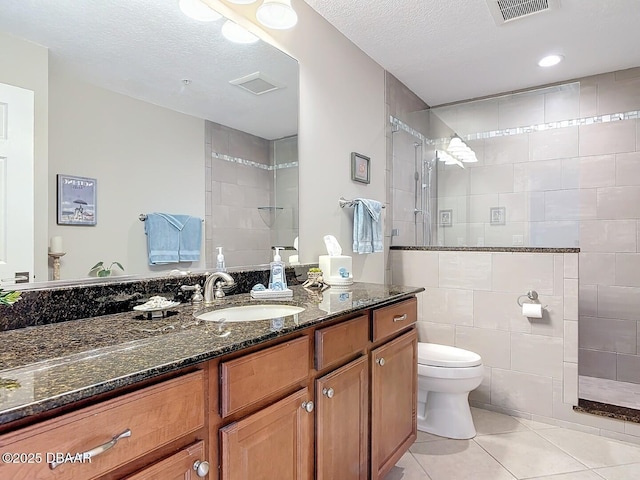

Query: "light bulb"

xmin=256 ymin=0 xmax=298 ymax=29
xmin=538 ymin=54 xmax=564 ymax=67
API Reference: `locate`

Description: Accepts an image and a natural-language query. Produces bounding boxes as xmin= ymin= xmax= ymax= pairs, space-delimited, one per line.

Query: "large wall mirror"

xmin=0 ymin=0 xmax=299 ymax=287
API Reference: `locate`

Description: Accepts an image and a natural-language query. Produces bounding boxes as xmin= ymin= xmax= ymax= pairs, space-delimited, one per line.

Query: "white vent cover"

xmin=486 ymin=0 xmax=559 ymax=25
xmin=229 ymin=72 xmax=282 ymax=96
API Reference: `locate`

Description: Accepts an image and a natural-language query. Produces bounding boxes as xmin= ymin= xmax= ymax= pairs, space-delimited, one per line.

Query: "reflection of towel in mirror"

xmin=352 ymin=198 xmax=383 ymax=254
xmin=145 ymin=213 xmax=202 ymax=264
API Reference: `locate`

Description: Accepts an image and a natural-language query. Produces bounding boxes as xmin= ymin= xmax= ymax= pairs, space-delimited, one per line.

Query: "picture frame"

xmin=490 ymin=207 xmax=506 ymax=226
xmin=439 ymin=209 xmax=453 ymax=227
xmin=57 ymin=174 xmax=97 ymax=226
xmin=351 ymin=152 xmax=370 ymax=184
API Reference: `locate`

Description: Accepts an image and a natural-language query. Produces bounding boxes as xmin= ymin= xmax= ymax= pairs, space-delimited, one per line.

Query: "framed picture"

xmin=351 ymin=152 xmax=370 ymax=184
xmin=439 ymin=209 xmax=453 ymax=227
xmin=490 ymin=207 xmax=506 ymax=226
xmin=57 ymin=174 xmax=97 ymax=226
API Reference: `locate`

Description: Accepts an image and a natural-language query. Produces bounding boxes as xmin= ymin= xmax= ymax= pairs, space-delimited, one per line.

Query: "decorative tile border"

xmin=389 ymin=115 xmax=427 ymax=143
xmin=212 ymin=152 xmax=298 ymax=171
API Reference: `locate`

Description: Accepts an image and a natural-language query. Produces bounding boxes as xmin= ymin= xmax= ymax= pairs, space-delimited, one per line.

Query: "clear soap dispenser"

xmin=268 ymin=247 xmax=287 ymax=291
xmin=216 ymin=247 xmax=226 ymax=272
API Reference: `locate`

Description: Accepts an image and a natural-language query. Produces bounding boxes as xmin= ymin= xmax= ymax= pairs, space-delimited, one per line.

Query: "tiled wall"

xmin=205 ymin=121 xmax=298 ymax=268
xmin=427 ymin=68 xmax=640 ymax=386
xmin=392 ymin=249 xmax=640 ymax=443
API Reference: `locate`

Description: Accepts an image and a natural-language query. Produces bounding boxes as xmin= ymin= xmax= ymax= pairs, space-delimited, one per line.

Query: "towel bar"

xmin=339 ymin=197 xmax=386 ymax=209
xmin=139 ymin=214 xmax=204 ymax=222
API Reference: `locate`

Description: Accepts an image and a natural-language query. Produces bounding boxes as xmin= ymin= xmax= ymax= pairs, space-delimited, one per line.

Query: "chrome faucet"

xmin=203 ymin=271 xmax=235 ymax=304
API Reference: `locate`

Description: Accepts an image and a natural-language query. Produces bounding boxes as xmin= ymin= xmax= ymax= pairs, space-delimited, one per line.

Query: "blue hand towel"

xmin=352 ymin=198 xmax=383 ymax=254
xmin=145 ymin=213 xmax=202 ymax=264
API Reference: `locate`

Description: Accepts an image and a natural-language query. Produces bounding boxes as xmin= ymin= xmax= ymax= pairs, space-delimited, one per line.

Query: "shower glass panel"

xmin=428 ymin=82 xmax=580 ymax=248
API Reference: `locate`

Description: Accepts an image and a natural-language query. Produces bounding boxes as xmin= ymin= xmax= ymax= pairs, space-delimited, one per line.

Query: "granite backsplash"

xmin=0 ymin=265 xmax=312 ymax=332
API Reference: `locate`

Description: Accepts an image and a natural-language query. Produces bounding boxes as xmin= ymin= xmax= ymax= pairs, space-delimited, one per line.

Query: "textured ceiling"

xmin=303 ymin=0 xmax=640 ymax=106
xmin=0 ymin=0 xmax=298 ymax=140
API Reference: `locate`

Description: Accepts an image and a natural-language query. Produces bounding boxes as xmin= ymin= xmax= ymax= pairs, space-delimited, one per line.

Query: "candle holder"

xmin=48 ymin=252 xmax=66 ymax=281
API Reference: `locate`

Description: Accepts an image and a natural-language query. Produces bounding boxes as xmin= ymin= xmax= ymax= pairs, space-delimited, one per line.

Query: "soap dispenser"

xmin=268 ymin=247 xmax=287 ymax=291
xmin=216 ymin=247 xmax=226 ymax=272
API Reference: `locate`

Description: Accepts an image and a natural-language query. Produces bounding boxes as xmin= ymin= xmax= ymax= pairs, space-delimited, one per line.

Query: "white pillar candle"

xmin=50 ymin=236 xmax=64 ymax=253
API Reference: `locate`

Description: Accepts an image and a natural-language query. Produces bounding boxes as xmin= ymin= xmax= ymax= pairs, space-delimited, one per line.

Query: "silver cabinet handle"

xmin=193 ymin=460 xmax=210 ymax=477
xmin=301 ymin=400 xmax=314 ymax=412
xmin=322 ymin=387 xmax=334 ymax=398
xmin=376 ymin=357 xmax=385 ymax=366
xmin=393 ymin=314 xmax=408 ymax=322
xmin=49 ymin=428 xmax=131 ymax=470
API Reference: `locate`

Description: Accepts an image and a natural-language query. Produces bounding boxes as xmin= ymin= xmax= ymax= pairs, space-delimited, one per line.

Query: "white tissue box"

xmin=319 ymin=290 xmax=352 ymax=314
xmin=319 ymin=255 xmax=353 ymax=286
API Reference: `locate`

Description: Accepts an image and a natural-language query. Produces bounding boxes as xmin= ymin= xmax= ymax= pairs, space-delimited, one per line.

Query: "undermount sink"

xmin=194 ymin=304 xmax=305 ymax=323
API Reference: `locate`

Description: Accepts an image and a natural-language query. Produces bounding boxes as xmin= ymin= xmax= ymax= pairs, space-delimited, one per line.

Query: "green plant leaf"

xmin=90 ymin=261 xmax=104 ymax=270
xmin=97 ymin=270 xmax=111 ymax=277
xmin=112 ymin=262 xmax=124 ymax=271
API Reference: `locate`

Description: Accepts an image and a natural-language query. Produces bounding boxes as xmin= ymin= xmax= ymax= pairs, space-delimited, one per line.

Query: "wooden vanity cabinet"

xmin=124 ymin=440 xmax=207 ymax=480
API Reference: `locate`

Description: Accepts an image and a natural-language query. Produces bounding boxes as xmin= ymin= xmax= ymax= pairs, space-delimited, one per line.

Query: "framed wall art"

xmin=351 ymin=152 xmax=370 ymax=184
xmin=57 ymin=174 xmax=97 ymax=226
xmin=490 ymin=207 xmax=506 ymax=226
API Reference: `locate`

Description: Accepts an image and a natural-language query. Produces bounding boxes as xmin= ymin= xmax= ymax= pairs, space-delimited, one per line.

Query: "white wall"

xmin=48 ymin=63 xmax=206 ymax=279
xmin=0 ymin=32 xmax=49 ymax=282
xmin=392 ymin=249 xmax=640 ymax=445
xmin=215 ymin=0 xmax=388 ymax=283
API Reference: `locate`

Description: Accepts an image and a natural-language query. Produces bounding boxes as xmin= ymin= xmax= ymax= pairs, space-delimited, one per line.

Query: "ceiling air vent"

xmin=229 ymin=72 xmax=282 ymax=96
xmin=486 ymin=0 xmax=559 ymax=25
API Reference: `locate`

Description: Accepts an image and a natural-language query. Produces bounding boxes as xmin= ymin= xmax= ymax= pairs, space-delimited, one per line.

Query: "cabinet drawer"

xmin=221 ymin=336 xmax=309 ymax=417
xmin=124 ymin=440 xmax=206 ymax=479
xmin=0 ymin=371 xmax=205 ymax=480
xmin=372 ymin=297 xmax=417 ymax=342
xmin=315 ymin=315 xmax=368 ymax=370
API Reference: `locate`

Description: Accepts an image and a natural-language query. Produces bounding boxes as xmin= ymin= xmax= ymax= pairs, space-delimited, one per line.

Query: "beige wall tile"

xmin=498 ymin=92 xmax=545 ymax=129
xmin=564 ymin=278 xmax=579 ymax=321
xmin=579 ymin=316 xmax=637 ymax=354
xmin=438 ymin=167 xmax=470 ymax=197
xmin=564 ymin=320 xmax=579 ymax=363
xmin=483 ymin=134 xmax=529 ymax=165
xmin=615 ymin=253 xmax=640 ymax=287
xmin=483 ymin=222 xmax=527 ymax=248
xmin=470 ymin=164 xmax=515 ymax=195
xmin=491 ymin=368 xmax=553 ymax=417
xmin=580 ymin=82 xmax=598 ymax=118
xmin=455 ymin=326 xmax=511 ymax=369
xmin=580 ymin=220 xmax=637 ymax=253
xmin=391 ymin=250 xmax=439 ymax=287
xmin=439 ymin=252 xmax=492 ymax=290
xmin=530 ymin=126 xmax=579 ymax=161
xmin=579 ymin=253 xmax=616 ymax=285
xmin=579 ymin=284 xmax=598 ymax=317
xmin=545 ymin=189 xmax=581 ymax=221
xmin=597 ymin=186 xmax=640 ymax=219
xmin=469 ymin=194 xmax=499 ymax=223
xmin=491 ymin=253 xmax=555 ymax=294
xmin=616 ymin=151 xmax=640 ymax=186
xmin=422 ymin=287 xmax=474 ymax=325
xmin=597 ymin=76 xmax=640 ymax=114
xmin=499 ymin=192 xmax=527 ymax=222
xmin=598 ymin=285 xmax=640 ymax=321
xmin=581 ymin=155 xmax=617 ymax=188
xmin=579 ymin=189 xmax=598 ymax=220
xmin=545 ymin=85 xmax=580 ymax=123
xmin=564 ymin=253 xmax=578 ymax=279
xmin=530 ymin=295 xmax=566 ymax=337
xmin=469 ymin=367 xmax=492 ymax=404
xmin=416 ymin=321 xmax=455 ymax=345
xmin=563 ymin=362 xmax=579 ymax=405
xmin=554 ymin=254 xmax=564 ymax=296
xmin=473 ymin=290 xmax=531 ymax=332
xmin=579 ymin=348 xmax=617 ymax=380
xmin=513 ymin=160 xmax=563 ymax=192
xmin=617 ymin=354 xmax=640 ymax=384
xmin=579 ymin=120 xmax=636 ymax=156
xmin=511 ymin=333 xmax=564 ymax=379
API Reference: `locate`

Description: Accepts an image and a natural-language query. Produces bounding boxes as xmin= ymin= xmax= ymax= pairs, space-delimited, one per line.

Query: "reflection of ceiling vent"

xmin=486 ymin=0 xmax=558 ymax=25
xmin=229 ymin=72 xmax=282 ymax=95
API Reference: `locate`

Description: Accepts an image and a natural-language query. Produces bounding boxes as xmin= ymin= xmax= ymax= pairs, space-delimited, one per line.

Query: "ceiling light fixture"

xmin=221 ymin=20 xmax=260 ymax=44
xmin=538 ymin=54 xmax=564 ymax=67
xmin=178 ymin=0 xmax=222 ymax=21
xmin=227 ymin=0 xmax=258 ymax=3
xmin=256 ymin=0 xmax=298 ymax=29
xmin=445 ymin=135 xmax=477 ymax=166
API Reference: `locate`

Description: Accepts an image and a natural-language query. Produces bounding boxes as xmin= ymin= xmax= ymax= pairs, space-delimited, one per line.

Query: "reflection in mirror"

xmin=0 ymin=0 xmax=299 ymax=286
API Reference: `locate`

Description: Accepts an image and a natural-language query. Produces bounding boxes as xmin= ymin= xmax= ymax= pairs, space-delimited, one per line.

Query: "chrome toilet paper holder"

xmin=517 ymin=290 xmax=539 ymax=307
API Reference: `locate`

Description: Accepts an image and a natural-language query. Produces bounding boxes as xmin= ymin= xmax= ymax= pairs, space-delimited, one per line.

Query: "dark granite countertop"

xmin=390 ymin=246 xmax=580 ymax=253
xmin=0 ymin=282 xmax=422 ymax=426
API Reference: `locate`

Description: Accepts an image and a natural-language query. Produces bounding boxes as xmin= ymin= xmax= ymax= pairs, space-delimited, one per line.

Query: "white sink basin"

xmin=195 ymin=304 xmax=305 ymax=323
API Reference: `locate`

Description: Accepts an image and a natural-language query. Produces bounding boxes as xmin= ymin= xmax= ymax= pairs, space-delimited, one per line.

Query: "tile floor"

xmin=580 ymin=375 xmax=640 ymax=411
xmin=385 ymin=407 xmax=640 ymax=480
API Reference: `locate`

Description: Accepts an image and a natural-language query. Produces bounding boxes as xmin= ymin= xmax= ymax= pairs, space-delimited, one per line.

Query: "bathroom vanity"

xmin=0 ymin=283 xmax=421 ymax=479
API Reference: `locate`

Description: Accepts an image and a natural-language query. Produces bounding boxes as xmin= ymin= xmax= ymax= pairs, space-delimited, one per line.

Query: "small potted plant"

xmin=0 ymin=289 xmax=21 ymax=306
xmin=89 ymin=261 xmax=125 ymax=277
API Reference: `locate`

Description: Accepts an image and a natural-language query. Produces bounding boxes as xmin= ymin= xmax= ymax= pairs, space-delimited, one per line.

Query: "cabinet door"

xmin=370 ymin=329 xmax=417 ymax=480
xmin=316 ymin=355 xmax=368 ymax=480
xmin=124 ymin=441 xmax=208 ymax=480
xmin=220 ymin=388 xmax=313 ymax=480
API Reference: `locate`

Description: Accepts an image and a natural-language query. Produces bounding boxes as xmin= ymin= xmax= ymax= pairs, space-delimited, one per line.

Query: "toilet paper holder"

xmin=517 ymin=290 xmax=539 ymax=307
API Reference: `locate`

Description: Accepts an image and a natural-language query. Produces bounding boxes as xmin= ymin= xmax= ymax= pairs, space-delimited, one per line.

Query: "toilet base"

xmin=417 ymin=391 xmax=477 ymax=439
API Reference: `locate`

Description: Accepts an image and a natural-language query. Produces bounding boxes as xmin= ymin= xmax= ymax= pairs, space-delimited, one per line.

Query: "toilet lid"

xmin=418 ymin=343 xmax=482 ymax=368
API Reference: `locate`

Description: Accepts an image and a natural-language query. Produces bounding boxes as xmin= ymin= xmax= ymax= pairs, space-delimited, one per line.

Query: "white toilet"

xmin=417 ymin=342 xmax=484 ymax=439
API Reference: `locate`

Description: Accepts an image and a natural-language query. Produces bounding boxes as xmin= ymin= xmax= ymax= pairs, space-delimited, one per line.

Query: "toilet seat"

xmin=418 ymin=343 xmax=482 ymax=368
